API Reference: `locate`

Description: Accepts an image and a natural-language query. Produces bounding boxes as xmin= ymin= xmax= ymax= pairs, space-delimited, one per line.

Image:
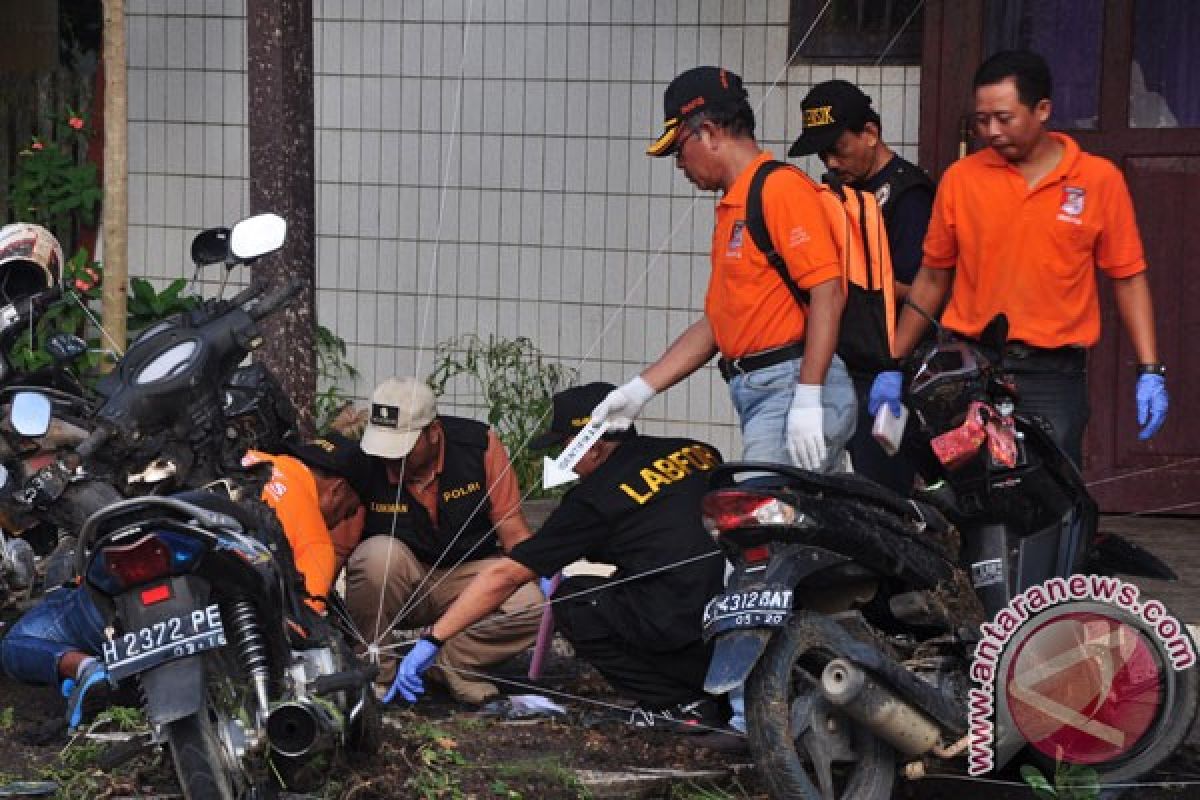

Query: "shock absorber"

xmin=227 ymin=599 xmax=271 ymax=721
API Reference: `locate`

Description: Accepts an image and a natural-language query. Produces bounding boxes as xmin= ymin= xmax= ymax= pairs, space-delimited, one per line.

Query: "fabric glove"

xmin=539 ymin=576 xmax=557 ymax=600
xmin=384 ymin=637 xmax=440 ymax=704
xmin=590 ymin=376 xmax=655 ymax=431
xmin=61 ymin=658 xmax=111 ymax=731
xmin=1136 ymin=373 xmax=1168 ymax=440
xmin=786 ymin=385 xmax=827 ymax=471
xmin=868 ymin=370 xmax=904 ymax=417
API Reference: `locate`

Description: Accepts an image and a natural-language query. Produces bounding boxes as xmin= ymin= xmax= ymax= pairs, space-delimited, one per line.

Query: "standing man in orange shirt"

xmin=343 ymin=377 xmax=543 ymax=706
xmin=591 ymin=66 xmax=856 ymax=474
xmin=869 ymin=50 xmax=1168 ymax=466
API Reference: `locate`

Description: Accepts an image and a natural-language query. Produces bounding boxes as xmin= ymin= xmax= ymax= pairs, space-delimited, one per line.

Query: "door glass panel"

xmin=983 ymin=1 xmax=1103 ymax=130
xmin=1131 ymin=0 xmax=1200 ymax=127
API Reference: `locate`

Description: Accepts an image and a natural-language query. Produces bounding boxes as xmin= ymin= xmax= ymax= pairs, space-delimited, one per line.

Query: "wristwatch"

xmin=1137 ymin=362 xmax=1167 ymax=376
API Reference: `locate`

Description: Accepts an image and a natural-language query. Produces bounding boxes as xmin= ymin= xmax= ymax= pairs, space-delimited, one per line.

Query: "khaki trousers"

xmin=345 ymin=535 xmax=542 ymax=704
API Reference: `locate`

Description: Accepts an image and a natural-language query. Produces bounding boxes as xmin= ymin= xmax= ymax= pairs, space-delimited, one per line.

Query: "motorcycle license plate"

xmin=101 ymin=603 xmax=226 ymax=682
xmin=702 ymin=588 xmax=793 ymax=637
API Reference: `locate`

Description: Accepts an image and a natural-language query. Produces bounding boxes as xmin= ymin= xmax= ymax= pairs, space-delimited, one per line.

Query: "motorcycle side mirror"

xmin=0 ymin=464 xmax=8 ymax=492
xmin=10 ymin=391 xmax=52 ymax=438
xmin=229 ymin=213 xmax=287 ymax=261
xmin=191 ymin=227 xmax=232 ymax=267
xmin=45 ymin=333 xmax=88 ymax=364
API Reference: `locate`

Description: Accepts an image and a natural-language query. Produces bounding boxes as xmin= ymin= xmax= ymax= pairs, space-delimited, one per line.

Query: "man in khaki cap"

xmin=343 ymin=377 xmax=542 ymax=705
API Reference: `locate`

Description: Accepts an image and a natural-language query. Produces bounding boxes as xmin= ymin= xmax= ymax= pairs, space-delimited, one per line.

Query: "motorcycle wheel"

xmin=1001 ymin=600 xmax=1200 ymax=785
xmin=164 ymin=702 xmax=237 ymax=800
xmin=747 ymin=618 xmax=896 ymax=800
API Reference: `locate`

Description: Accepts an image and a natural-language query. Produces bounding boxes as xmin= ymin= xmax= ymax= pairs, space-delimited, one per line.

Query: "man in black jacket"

xmin=382 ymin=383 xmax=729 ymax=732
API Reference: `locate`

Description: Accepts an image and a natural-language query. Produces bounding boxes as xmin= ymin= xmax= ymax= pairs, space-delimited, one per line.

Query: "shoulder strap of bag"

xmin=745 ymin=160 xmax=811 ymax=308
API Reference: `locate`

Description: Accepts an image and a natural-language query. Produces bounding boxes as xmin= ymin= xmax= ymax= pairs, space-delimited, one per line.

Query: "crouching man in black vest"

xmin=344 ymin=377 xmax=543 ymax=705
xmin=381 ymin=383 xmax=733 ymax=737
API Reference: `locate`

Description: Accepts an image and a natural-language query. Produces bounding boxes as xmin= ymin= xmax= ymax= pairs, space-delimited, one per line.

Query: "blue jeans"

xmin=0 ymin=588 xmax=107 ymax=686
xmin=728 ymin=355 xmax=857 ymax=471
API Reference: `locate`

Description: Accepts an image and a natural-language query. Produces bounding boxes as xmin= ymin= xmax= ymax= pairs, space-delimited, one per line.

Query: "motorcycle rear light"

xmin=88 ymin=530 xmax=206 ymax=593
xmin=702 ymin=490 xmax=799 ymax=538
xmin=100 ymin=534 xmax=172 ymax=589
xmin=140 ymin=583 xmax=172 ymax=606
xmin=742 ymin=544 xmax=771 ymax=564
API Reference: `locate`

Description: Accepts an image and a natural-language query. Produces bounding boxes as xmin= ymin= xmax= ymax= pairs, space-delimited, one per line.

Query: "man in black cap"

xmin=789 ymin=79 xmax=935 ymax=494
xmin=384 ymin=382 xmax=731 ymax=735
xmin=593 ymin=66 xmax=856 ymax=477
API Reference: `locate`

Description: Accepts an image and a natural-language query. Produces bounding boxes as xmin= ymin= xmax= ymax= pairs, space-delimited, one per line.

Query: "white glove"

xmin=786 ymin=384 xmax=827 ymax=471
xmin=591 ymin=376 xmax=655 ymax=431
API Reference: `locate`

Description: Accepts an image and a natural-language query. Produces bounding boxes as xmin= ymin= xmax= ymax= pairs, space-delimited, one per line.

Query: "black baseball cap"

xmin=529 ymin=382 xmax=621 ymax=450
xmin=282 ymin=431 xmax=363 ymax=478
xmin=788 ymin=80 xmax=875 ymax=157
xmin=647 ymin=66 xmax=750 ymax=158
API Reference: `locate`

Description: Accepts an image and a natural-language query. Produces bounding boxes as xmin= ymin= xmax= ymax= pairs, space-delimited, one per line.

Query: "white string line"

xmin=431 ymin=664 xmax=745 ymax=739
xmin=372 ymin=550 xmax=725 ymax=656
xmin=873 ymin=0 xmax=926 ymax=68
xmin=62 ymin=289 xmax=126 ymax=359
xmin=369 ymin=0 xmax=478 ymax=644
xmin=1085 ymin=457 xmax=1200 ymax=488
xmin=370 ymin=0 xmax=840 ymax=644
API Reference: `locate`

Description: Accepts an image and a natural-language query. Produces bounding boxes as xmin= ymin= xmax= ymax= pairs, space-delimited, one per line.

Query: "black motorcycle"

xmin=702 ymin=318 xmax=1197 ymax=799
xmin=0 ymin=214 xmax=378 ymax=799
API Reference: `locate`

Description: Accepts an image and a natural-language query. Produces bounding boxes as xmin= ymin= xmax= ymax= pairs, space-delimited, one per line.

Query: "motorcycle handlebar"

xmin=241 ymin=279 xmax=304 ymax=323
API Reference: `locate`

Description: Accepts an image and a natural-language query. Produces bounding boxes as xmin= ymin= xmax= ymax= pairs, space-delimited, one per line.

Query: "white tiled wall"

xmin=126 ymin=0 xmax=922 ymax=459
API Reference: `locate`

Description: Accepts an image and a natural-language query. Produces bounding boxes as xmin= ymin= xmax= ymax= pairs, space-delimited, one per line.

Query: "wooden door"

xmin=920 ymin=0 xmax=1200 ymax=513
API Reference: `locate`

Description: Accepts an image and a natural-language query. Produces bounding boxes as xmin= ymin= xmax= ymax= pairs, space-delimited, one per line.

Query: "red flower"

xmin=74 ymin=278 xmax=91 ymax=291
xmin=31 ymin=141 xmax=44 ymax=151
xmin=68 ymin=117 xmax=85 ymax=130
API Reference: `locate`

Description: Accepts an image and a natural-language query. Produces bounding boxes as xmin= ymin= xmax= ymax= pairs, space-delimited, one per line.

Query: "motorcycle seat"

xmin=170 ymin=489 xmax=261 ymax=532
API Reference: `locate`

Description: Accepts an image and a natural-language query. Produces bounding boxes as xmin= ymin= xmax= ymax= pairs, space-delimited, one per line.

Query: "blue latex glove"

xmin=1136 ymin=373 xmax=1168 ymax=440
xmin=539 ymin=576 xmax=557 ymax=600
xmin=384 ymin=638 xmax=439 ymax=704
xmin=868 ymin=370 xmax=903 ymax=417
xmin=61 ymin=659 xmax=111 ymax=731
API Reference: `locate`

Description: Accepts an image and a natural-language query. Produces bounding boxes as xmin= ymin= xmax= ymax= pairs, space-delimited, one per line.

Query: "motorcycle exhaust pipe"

xmin=820 ymin=658 xmax=941 ymax=757
xmin=266 ymin=700 xmax=340 ymax=758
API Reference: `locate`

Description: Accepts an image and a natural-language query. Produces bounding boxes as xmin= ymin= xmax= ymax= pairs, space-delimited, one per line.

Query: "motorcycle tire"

xmin=1000 ymin=600 xmax=1200 ymax=786
xmin=164 ymin=706 xmax=236 ymax=800
xmin=747 ymin=616 xmax=896 ymax=800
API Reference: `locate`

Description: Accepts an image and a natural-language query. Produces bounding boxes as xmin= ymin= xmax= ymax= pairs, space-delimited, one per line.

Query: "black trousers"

xmin=552 ymin=575 xmax=713 ymax=711
xmin=848 ymin=373 xmax=919 ymax=494
xmin=1003 ymin=346 xmax=1089 ymax=469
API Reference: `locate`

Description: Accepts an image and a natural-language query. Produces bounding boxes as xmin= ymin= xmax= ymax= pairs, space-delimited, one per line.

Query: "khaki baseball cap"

xmin=360 ymin=377 xmax=437 ymax=459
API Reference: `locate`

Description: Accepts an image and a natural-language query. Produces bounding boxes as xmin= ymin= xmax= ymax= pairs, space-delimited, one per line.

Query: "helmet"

xmin=0 ymin=223 xmax=62 ymax=304
xmin=906 ymin=338 xmax=992 ymax=434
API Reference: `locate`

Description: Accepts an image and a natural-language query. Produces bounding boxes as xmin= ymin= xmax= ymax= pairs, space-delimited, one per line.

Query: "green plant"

xmin=126 ymin=276 xmax=200 ymax=332
xmin=0 ymin=707 xmax=13 ymax=732
xmin=8 ymin=108 xmax=102 ymax=242
xmin=315 ymin=323 xmax=360 ymax=432
xmin=428 ymin=334 xmax=577 ymax=496
xmin=1021 ymin=762 xmax=1100 ymax=800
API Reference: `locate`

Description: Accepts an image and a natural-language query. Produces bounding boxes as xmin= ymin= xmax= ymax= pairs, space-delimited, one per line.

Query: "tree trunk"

xmin=246 ymin=0 xmax=317 ymax=434
xmin=100 ymin=0 xmax=128 ymax=358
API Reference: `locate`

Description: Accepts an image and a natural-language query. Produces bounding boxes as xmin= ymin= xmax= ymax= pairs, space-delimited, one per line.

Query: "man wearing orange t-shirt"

xmin=869 ymin=50 xmax=1168 ymax=466
xmin=591 ymin=66 xmax=856 ymax=474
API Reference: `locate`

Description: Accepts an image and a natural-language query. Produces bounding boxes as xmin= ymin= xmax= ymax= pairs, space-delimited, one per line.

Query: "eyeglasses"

xmin=673 ymin=124 xmax=700 ymax=157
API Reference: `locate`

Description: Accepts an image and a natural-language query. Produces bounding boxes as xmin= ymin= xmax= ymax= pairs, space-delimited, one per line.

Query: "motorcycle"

xmin=0 ymin=214 xmax=379 ymax=798
xmin=702 ymin=317 xmax=1197 ymax=799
